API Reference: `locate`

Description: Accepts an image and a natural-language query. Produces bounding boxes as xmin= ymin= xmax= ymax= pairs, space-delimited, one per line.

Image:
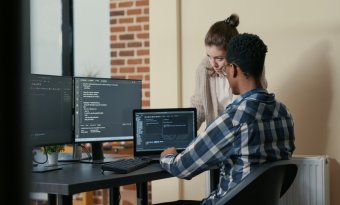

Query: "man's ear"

xmin=231 ymin=64 xmax=238 ymax=78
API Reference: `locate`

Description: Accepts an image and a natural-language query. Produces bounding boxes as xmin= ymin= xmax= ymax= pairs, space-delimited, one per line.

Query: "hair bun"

xmin=224 ymin=13 xmax=239 ymax=28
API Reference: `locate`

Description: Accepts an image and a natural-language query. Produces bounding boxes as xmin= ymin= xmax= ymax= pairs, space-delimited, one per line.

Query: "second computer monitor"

xmin=29 ymin=74 xmax=73 ymax=148
xmin=74 ymin=77 xmax=142 ymax=143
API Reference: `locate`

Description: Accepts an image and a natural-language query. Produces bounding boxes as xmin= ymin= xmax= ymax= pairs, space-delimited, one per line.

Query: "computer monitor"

xmin=74 ymin=77 xmax=142 ymax=163
xmin=29 ymin=74 xmax=73 ymax=148
xmin=28 ymin=74 xmax=73 ymax=172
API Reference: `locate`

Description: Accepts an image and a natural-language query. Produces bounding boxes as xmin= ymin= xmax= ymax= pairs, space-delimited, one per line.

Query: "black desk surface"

xmin=31 ymin=162 xmax=172 ymax=195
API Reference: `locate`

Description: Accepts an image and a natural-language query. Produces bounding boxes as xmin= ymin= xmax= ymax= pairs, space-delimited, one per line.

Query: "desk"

xmin=31 ymin=162 xmax=172 ymax=205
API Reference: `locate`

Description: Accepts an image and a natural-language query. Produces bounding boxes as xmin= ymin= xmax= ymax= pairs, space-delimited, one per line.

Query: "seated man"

xmin=158 ymin=33 xmax=295 ymax=205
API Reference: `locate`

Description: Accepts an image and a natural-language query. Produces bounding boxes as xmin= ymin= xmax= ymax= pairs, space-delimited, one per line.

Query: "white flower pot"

xmin=47 ymin=152 xmax=59 ymax=165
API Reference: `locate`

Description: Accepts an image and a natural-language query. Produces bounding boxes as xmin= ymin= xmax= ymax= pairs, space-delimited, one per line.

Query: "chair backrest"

xmin=214 ymin=160 xmax=298 ymax=205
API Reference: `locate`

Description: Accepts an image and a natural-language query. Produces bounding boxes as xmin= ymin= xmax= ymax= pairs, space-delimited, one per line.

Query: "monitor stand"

xmin=58 ymin=144 xmax=91 ymax=162
xmin=80 ymin=142 xmax=121 ymax=164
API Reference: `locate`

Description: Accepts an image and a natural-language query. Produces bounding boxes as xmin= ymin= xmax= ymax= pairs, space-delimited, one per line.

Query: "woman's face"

xmin=205 ymin=45 xmax=227 ymax=73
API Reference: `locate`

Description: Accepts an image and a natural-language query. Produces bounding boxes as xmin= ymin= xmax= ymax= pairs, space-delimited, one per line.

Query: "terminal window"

xmin=74 ymin=77 xmax=141 ymax=142
xmin=135 ymin=111 xmax=195 ymax=151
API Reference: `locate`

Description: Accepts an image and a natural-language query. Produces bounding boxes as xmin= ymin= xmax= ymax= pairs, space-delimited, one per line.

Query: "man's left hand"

xmin=160 ymin=147 xmax=177 ymax=157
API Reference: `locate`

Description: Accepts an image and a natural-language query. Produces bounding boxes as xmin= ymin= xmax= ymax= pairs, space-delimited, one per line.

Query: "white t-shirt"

xmin=215 ymin=76 xmax=231 ymax=114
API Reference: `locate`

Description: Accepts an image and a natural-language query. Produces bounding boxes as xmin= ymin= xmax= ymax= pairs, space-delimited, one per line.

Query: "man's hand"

xmin=160 ymin=147 xmax=177 ymax=157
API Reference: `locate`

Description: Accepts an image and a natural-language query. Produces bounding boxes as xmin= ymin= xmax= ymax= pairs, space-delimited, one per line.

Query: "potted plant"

xmin=42 ymin=145 xmax=65 ymax=165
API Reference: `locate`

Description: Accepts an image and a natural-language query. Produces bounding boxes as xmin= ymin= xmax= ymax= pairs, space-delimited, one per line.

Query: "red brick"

xmin=144 ymin=24 xmax=149 ymax=31
xmin=128 ymin=42 xmax=142 ymax=48
xmin=136 ymin=0 xmax=149 ymax=6
xmin=145 ymin=91 xmax=150 ymax=97
xmin=110 ymin=10 xmax=124 ymax=16
xmin=111 ymin=59 xmax=125 ymax=65
xmin=111 ymin=51 xmax=117 ymax=57
xmin=120 ymin=50 xmax=134 ymax=57
xmin=136 ymin=16 xmax=149 ymax=23
xmin=144 ymin=41 xmax=149 ymax=47
xmin=111 ymin=26 xmax=125 ymax=32
xmin=142 ymin=83 xmax=150 ymax=89
xmin=111 ymin=67 xmax=118 ymax=73
xmin=144 ymin=74 xmax=150 ymax=81
xmin=119 ymin=17 xmax=134 ymax=24
xmin=111 ymin=43 xmax=125 ymax=49
xmin=120 ymin=34 xmax=134 ymax=40
xmin=128 ymin=25 xmax=142 ymax=32
xmin=128 ymin=75 xmax=143 ymax=80
xmin=142 ymin=100 xmax=150 ymax=108
xmin=118 ymin=1 xmax=133 ymax=8
xmin=137 ymin=33 xmax=149 ymax=39
xmin=127 ymin=59 xmax=142 ymax=65
xmin=110 ymin=18 xmax=117 ymax=24
xmin=110 ymin=2 xmax=117 ymax=9
xmin=144 ymin=58 xmax=149 ymax=64
xmin=120 ymin=67 xmax=135 ymax=73
xmin=137 ymin=49 xmax=149 ymax=56
xmin=137 ymin=66 xmax=149 ymax=72
xmin=127 ymin=9 xmax=142 ymax=15
xmin=110 ymin=35 xmax=117 ymax=41
xmin=144 ymin=8 xmax=149 ymax=15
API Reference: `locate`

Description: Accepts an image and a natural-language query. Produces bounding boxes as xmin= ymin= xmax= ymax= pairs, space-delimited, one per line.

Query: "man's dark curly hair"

xmin=226 ymin=33 xmax=267 ymax=78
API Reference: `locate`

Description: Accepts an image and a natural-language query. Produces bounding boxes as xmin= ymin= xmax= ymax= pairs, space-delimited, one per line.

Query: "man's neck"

xmin=238 ymin=77 xmax=263 ymax=95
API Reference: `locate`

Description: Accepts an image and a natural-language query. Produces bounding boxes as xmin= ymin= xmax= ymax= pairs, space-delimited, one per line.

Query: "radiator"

xmin=279 ymin=155 xmax=330 ymax=205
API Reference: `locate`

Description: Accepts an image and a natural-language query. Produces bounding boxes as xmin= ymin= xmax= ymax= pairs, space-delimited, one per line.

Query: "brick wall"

xmin=110 ymin=0 xmax=150 ymax=109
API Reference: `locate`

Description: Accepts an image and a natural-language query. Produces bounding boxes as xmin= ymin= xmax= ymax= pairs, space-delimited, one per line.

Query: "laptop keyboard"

xmin=101 ymin=157 xmax=151 ymax=174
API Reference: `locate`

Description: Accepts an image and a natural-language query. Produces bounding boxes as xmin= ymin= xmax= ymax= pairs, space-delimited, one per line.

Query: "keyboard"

xmin=101 ymin=157 xmax=151 ymax=174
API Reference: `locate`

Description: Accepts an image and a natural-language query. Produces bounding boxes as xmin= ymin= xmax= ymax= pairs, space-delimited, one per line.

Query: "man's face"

xmin=205 ymin=45 xmax=227 ymax=74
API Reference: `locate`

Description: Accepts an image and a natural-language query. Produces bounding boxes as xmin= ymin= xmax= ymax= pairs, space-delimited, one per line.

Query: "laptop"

xmin=133 ymin=108 xmax=197 ymax=161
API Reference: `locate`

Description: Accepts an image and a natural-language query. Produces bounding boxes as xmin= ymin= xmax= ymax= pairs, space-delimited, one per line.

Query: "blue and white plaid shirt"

xmin=160 ymin=89 xmax=295 ymax=204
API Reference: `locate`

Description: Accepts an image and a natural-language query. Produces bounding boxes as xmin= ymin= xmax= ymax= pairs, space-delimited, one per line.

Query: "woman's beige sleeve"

xmin=190 ymin=58 xmax=208 ymax=129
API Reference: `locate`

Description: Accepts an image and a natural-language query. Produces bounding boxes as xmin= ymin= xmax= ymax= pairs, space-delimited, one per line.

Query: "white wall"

xmin=150 ymin=0 xmax=182 ymax=109
xmin=149 ymin=0 xmax=183 ymax=203
xmin=150 ymin=0 xmax=340 ymax=204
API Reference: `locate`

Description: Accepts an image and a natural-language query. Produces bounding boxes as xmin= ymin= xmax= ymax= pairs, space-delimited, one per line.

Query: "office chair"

xmin=214 ymin=160 xmax=298 ymax=205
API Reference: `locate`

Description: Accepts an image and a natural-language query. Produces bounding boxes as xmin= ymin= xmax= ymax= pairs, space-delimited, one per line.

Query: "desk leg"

xmin=48 ymin=194 xmax=56 ymax=205
xmin=137 ymin=182 xmax=148 ymax=205
xmin=110 ymin=187 xmax=120 ymax=205
xmin=57 ymin=195 xmax=72 ymax=205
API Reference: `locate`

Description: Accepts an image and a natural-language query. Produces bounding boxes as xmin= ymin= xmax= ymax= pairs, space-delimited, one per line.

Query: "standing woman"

xmin=191 ymin=13 xmax=267 ymax=129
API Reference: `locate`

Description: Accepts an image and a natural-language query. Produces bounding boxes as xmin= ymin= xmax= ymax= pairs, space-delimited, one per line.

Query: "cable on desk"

xmin=32 ymin=148 xmax=48 ymax=164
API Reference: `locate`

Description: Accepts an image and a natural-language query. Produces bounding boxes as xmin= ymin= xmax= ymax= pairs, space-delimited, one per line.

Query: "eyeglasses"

xmin=221 ymin=63 xmax=239 ymax=77
xmin=206 ymin=66 xmax=227 ymax=78
xmin=206 ymin=63 xmax=239 ymax=78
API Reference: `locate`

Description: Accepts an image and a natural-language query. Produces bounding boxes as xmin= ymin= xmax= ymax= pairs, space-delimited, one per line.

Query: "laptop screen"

xmin=133 ymin=108 xmax=197 ymax=158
